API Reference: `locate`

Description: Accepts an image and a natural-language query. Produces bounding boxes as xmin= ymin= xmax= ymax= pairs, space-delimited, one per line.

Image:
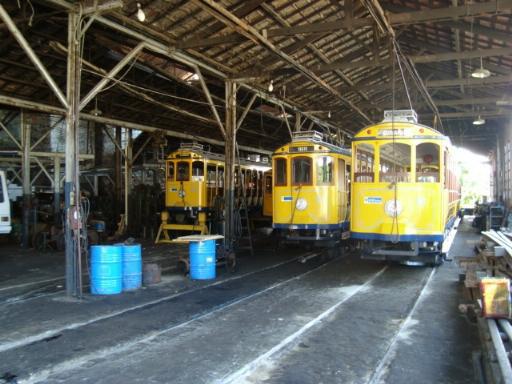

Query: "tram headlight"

xmin=295 ymin=198 xmax=308 ymax=211
xmin=384 ymin=199 xmax=403 ymax=217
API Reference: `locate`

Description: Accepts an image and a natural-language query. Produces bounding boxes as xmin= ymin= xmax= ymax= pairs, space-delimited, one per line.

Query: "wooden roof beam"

xmin=179 ymin=0 xmax=512 ymax=49
xmin=193 ymin=0 xmax=372 ymax=124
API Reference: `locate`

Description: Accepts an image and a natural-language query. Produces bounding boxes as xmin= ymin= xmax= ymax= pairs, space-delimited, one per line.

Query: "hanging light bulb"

xmin=471 ymin=57 xmax=491 ymax=79
xmin=136 ymin=3 xmax=146 ymax=22
xmin=328 ymin=110 xmax=331 ymax=119
xmin=268 ymin=79 xmax=274 ymax=93
xmin=473 ymin=115 xmax=486 ymax=125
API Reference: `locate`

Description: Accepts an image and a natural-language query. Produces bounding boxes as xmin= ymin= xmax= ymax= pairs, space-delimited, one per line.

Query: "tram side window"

xmin=354 ymin=144 xmax=375 ymax=182
xmin=316 ymin=156 xmax=334 ymax=185
xmin=379 ymin=143 xmax=411 ymax=183
xmin=218 ymin=166 xmax=224 ymax=189
xmin=207 ymin=164 xmax=217 ymax=186
xmin=265 ymin=174 xmax=272 ymax=193
xmin=167 ymin=162 xmax=175 ymax=181
xmin=416 ymin=143 xmax=440 ymax=183
xmin=274 ymin=158 xmax=287 ymax=186
xmin=292 ymin=157 xmax=312 ymax=186
xmin=176 ymin=161 xmax=189 ymax=181
xmin=192 ymin=161 xmax=204 ymax=181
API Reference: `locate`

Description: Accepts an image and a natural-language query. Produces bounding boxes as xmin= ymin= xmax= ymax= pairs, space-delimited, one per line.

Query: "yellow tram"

xmin=350 ymin=110 xmax=460 ymax=265
xmin=155 ymin=143 xmax=271 ymax=243
xmin=272 ymin=131 xmax=351 ymax=250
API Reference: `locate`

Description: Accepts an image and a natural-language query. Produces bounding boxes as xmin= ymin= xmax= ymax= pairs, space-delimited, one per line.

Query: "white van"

xmin=0 ymin=170 xmax=12 ymax=234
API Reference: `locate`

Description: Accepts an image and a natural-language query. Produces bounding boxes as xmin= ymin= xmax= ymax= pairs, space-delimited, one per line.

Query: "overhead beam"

xmin=438 ymin=110 xmax=510 ymax=118
xmin=179 ymin=0 xmax=512 ymax=48
xmin=0 ymin=4 xmax=68 ymax=108
xmin=79 ymin=42 xmax=145 ymax=111
xmin=28 ymin=0 xmax=351 ymax=138
xmin=426 ymin=75 xmax=512 ymax=88
xmin=193 ymin=0 xmax=372 ymax=124
xmin=314 ymin=47 xmax=512 ymax=72
xmin=0 ymin=94 xmax=273 ymax=155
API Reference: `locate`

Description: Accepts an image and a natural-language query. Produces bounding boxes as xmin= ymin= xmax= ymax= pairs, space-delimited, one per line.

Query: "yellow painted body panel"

xmin=272 ymin=139 xmax=351 ymax=228
xmin=351 ymin=183 xmax=444 ymax=236
xmin=165 ymin=180 xmax=206 ymax=208
xmin=350 ymin=121 xmax=460 ymax=240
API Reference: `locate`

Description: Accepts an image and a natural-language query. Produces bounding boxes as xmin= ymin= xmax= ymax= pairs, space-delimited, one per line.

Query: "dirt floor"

xmin=0 ymin=221 xmax=480 ymax=384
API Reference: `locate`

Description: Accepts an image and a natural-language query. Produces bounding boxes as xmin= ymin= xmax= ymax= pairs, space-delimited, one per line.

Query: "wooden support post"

xmin=53 ymin=157 xmax=61 ymax=218
xmin=115 ymin=126 xmax=122 ymax=220
xmin=21 ymin=110 xmax=31 ymax=248
xmin=224 ymin=80 xmax=237 ymax=251
xmin=124 ymin=130 xmax=132 ymax=228
xmin=64 ymin=11 xmax=81 ymax=297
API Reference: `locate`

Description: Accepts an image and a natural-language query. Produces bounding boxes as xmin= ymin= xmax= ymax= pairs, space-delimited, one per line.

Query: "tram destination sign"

xmin=377 ymin=128 xmax=412 ymax=137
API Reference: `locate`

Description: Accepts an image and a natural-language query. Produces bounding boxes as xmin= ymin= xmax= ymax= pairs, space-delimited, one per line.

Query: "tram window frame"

xmin=292 ymin=156 xmax=313 ymax=186
xmin=191 ymin=161 xmax=205 ymax=181
xmin=265 ymin=174 xmax=272 ymax=193
xmin=217 ymin=166 xmax=224 ymax=189
xmin=354 ymin=143 xmax=375 ymax=183
xmin=274 ymin=158 xmax=287 ymax=186
xmin=206 ymin=163 xmax=217 ymax=186
xmin=167 ymin=161 xmax=175 ymax=181
xmin=316 ymin=156 xmax=334 ymax=185
xmin=379 ymin=142 xmax=412 ymax=183
xmin=416 ymin=143 xmax=440 ymax=183
xmin=176 ymin=161 xmax=190 ymax=181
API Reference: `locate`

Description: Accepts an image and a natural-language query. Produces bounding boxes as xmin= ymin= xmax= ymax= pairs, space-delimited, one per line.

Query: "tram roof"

xmin=353 ymin=121 xmax=452 ymax=145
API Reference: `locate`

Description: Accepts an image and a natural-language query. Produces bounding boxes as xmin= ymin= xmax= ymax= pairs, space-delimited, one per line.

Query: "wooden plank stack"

xmin=481 ymin=230 xmax=512 ymax=278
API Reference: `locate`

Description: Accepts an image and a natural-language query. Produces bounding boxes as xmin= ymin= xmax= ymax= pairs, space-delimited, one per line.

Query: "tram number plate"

xmin=364 ymin=197 xmax=382 ymax=204
xmin=281 ymin=196 xmax=293 ymax=202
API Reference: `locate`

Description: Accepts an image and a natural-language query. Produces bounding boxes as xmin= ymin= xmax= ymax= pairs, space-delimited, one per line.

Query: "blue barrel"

xmin=90 ymin=245 xmax=122 ymax=295
xmin=121 ymin=244 xmax=142 ymax=291
xmin=189 ymin=240 xmax=216 ymax=280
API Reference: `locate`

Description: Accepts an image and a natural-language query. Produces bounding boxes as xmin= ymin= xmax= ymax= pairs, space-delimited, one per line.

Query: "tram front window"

xmin=292 ymin=157 xmax=312 ymax=186
xmin=192 ymin=161 xmax=204 ymax=181
xmin=379 ymin=143 xmax=411 ymax=183
xmin=176 ymin=161 xmax=190 ymax=181
xmin=167 ymin=162 xmax=175 ymax=181
xmin=354 ymin=143 xmax=375 ymax=182
xmin=416 ymin=143 xmax=440 ymax=183
xmin=274 ymin=158 xmax=287 ymax=186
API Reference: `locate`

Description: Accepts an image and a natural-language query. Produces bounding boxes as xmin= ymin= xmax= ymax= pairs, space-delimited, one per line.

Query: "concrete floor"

xmin=0 ymin=221 xmax=479 ymax=384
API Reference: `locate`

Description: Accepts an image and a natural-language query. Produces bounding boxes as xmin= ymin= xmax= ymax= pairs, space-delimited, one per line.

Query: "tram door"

xmin=337 ymin=159 xmax=346 ymax=221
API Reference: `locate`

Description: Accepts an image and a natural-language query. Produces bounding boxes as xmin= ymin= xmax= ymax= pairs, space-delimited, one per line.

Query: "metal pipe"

xmin=0 ymin=4 xmax=68 ymax=108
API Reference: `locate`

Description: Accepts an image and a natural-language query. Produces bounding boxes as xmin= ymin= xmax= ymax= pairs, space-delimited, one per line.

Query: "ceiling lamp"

xmin=471 ymin=58 xmax=491 ymax=79
xmin=473 ymin=115 xmax=486 ymax=125
xmin=136 ymin=3 xmax=146 ymax=22
xmin=268 ymin=80 xmax=274 ymax=93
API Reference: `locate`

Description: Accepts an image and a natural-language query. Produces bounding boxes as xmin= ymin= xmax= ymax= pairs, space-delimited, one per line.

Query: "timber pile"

xmin=458 ymin=230 xmax=512 ymax=301
xmin=463 ymin=231 xmax=512 ymax=384
xmin=481 ymin=230 xmax=512 ymax=279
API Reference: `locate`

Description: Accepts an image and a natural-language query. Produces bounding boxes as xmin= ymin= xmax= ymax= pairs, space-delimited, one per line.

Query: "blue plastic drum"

xmin=189 ymin=240 xmax=216 ymax=280
xmin=90 ymin=245 xmax=123 ymax=295
xmin=121 ymin=244 xmax=142 ymax=291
